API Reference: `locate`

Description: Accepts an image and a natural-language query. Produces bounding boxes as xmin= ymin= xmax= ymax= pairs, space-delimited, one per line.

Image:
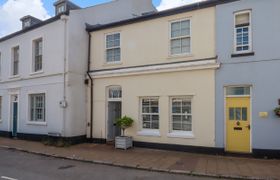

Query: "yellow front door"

xmin=226 ymin=97 xmax=251 ymax=153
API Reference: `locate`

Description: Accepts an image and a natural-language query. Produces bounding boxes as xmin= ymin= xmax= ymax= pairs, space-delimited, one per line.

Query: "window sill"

xmin=167 ymin=53 xmax=193 ymax=60
xmin=27 ymin=121 xmax=47 ymax=126
xmin=9 ymin=75 xmax=20 ymax=79
xmin=30 ymin=71 xmax=44 ymax=76
xmin=167 ymin=131 xmax=194 ymax=139
xmin=137 ymin=129 xmax=160 ymax=137
xmin=231 ymin=52 xmax=255 ymax=58
xmin=103 ymin=61 xmax=122 ymax=66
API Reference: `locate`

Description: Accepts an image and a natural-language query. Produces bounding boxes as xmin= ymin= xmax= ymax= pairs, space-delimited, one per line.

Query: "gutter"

xmin=87 ymin=32 xmax=93 ymax=139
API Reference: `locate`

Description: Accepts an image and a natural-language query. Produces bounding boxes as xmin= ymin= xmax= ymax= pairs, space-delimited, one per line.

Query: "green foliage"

xmin=116 ymin=116 xmax=134 ymax=136
xmin=274 ymin=107 xmax=280 ymax=116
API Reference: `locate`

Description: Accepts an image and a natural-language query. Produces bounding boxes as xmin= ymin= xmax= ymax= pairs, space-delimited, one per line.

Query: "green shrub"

xmin=116 ymin=116 xmax=134 ymax=136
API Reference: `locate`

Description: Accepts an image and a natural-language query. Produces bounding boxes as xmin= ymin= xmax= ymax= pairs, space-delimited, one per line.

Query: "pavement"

xmin=0 ymin=137 xmax=279 ymax=180
xmin=0 ymin=148 xmax=218 ymax=180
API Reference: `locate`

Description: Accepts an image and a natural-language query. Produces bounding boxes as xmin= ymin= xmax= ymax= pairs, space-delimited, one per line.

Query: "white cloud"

xmin=157 ymin=0 xmax=207 ymax=11
xmin=0 ymin=0 xmax=50 ymax=37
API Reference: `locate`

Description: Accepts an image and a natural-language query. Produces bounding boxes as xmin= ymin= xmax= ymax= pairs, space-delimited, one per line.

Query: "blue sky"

xmin=0 ymin=0 xmax=161 ymax=16
xmin=0 ymin=0 xmax=204 ymax=37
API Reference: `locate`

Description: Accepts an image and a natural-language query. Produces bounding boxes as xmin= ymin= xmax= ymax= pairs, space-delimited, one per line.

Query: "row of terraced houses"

xmin=0 ymin=0 xmax=279 ymax=158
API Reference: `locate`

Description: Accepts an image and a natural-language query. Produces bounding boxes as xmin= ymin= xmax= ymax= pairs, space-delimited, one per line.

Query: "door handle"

xmin=246 ymin=125 xmax=251 ymax=130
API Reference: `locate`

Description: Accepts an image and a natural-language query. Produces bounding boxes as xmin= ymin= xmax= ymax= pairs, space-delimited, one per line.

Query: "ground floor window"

xmin=30 ymin=94 xmax=45 ymax=122
xmin=171 ymin=97 xmax=192 ymax=132
xmin=141 ymin=97 xmax=159 ymax=129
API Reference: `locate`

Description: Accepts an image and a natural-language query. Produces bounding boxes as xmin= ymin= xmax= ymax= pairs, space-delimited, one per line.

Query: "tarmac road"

xmin=0 ymin=148 xmax=224 ymax=180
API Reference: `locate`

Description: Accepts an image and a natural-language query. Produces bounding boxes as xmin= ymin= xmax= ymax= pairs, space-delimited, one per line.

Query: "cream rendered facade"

xmin=88 ymin=6 xmax=218 ymax=147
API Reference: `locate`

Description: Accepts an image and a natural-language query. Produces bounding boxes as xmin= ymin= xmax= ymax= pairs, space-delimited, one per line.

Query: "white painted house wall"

xmin=0 ymin=0 xmax=155 ymax=138
xmin=0 ymin=20 xmax=65 ymax=136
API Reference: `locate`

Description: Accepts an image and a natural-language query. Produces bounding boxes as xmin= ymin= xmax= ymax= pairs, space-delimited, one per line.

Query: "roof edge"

xmin=0 ymin=13 xmax=68 ymax=43
xmin=86 ymin=0 xmax=240 ymax=32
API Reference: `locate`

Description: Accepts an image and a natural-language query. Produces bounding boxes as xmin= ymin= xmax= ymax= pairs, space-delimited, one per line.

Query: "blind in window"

xmin=235 ymin=13 xmax=250 ymax=26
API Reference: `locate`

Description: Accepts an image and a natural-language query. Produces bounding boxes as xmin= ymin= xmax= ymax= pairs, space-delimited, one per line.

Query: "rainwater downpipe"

xmin=61 ymin=14 xmax=69 ymax=137
xmin=87 ymin=32 xmax=93 ymax=140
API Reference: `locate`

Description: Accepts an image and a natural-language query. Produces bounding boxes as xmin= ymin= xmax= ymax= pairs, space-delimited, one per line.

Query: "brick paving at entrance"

xmin=0 ymin=137 xmax=279 ymax=179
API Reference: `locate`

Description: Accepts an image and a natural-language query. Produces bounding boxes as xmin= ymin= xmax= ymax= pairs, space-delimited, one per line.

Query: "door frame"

xmin=9 ymin=93 xmax=19 ymax=137
xmin=105 ymin=86 xmax=122 ymax=141
xmin=223 ymin=85 xmax=252 ymax=153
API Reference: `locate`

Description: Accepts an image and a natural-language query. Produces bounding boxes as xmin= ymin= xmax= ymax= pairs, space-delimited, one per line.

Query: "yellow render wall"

xmin=90 ymin=69 xmax=216 ymax=147
xmin=90 ymin=7 xmax=216 ymax=70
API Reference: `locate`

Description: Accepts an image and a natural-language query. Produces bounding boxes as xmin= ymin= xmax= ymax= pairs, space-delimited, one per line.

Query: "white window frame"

xmin=29 ymin=93 xmax=46 ymax=123
xmin=11 ymin=46 xmax=19 ymax=77
xmin=233 ymin=10 xmax=252 ymax=54
xmin=32 ymin=38 xmax=43 ymax=73
xmin=169 ymin=18 xmax=192 ymax=57
xmin=168 ymin=96 xmax=194 ymax=138
xmin=107 ymin=86 xmax=122 ymax=102
xmin=57 ymin=4 xmax=65 ymax=14
xmin=23 ymin=19 xmax=31 ymax=28
xmin=140 ymin=97 xmax=160 ymax=129
xmin=105 ymin=32 xmax=121 ymax=64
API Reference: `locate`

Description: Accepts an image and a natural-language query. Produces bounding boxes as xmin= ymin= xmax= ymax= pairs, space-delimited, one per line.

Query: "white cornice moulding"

xmin=90 ymin=59 xmax=220 ymax=79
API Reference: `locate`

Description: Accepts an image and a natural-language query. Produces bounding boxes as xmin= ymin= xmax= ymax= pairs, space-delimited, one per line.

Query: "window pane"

xmin=182 ymin=123 xmax=192 ymax=131
xmin=183 ymin=115 xmax=192 ymax=123
xmin=171 ymin=39 xmax=181 ymax=55
xmin=151 ymin=115 xmax=159 ymax=129
xmin=181 ymin=38 xmax=190 ymax=53
xmin=182 ymin=101 xmax=191 ymax=114
xmin=173 ymin=123 xmax=182 ymax=131
xmin=109 ymin=86 xmax=122 ymax=99
xmin=142 ymin=115 xmax=151 ymax=129
xmin=226 ymin=87 xmax=250 ymax=96
xmin=172 ymin=115 xmax=181 ymax=124
xmin=229 ymin=108 xmax=235 ymax=120
xmin=242 ymin=107 xmax=247 ymax=121
xmin=114 ymin=48 xmax=121 ymax=61
xmin=171 ymin=22 xmax=181 ymax=38
xmin=181 ymin=20 xmax=190 ymax=36
xmin=235 ymin=108 xmax=241 ymax=120
xmin=106 ymin=49 xmax=114 ymax=62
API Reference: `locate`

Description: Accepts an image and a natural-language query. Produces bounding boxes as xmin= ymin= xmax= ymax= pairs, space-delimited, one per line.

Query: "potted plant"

xmin=115 ymin=116 xmax=134 ymax=150
xmin=274 ymin=107 xmax=280 ymax=117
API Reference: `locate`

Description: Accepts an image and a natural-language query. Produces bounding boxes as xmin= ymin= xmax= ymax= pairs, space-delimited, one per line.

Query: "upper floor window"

xmin=12 ymin=46 xmax=19 ymax=76
xmin=23 ymin=20 xmax=31 ymax=28
xmin=234 ymin=11 xmax=252 ymax=53
xmin=57 ymin=4 xmax=65 ymax=14
xmin=106 ymin=33 xmax=121 ymax=63
xmin=33 ymin=38 xmax=43 ymax=72
xmin=170 ymin=19 xmax=191 ymax=55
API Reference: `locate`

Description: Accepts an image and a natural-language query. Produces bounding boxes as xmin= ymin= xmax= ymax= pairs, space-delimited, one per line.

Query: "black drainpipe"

xmin=87 ymin=32 xmax=93 ymax=140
